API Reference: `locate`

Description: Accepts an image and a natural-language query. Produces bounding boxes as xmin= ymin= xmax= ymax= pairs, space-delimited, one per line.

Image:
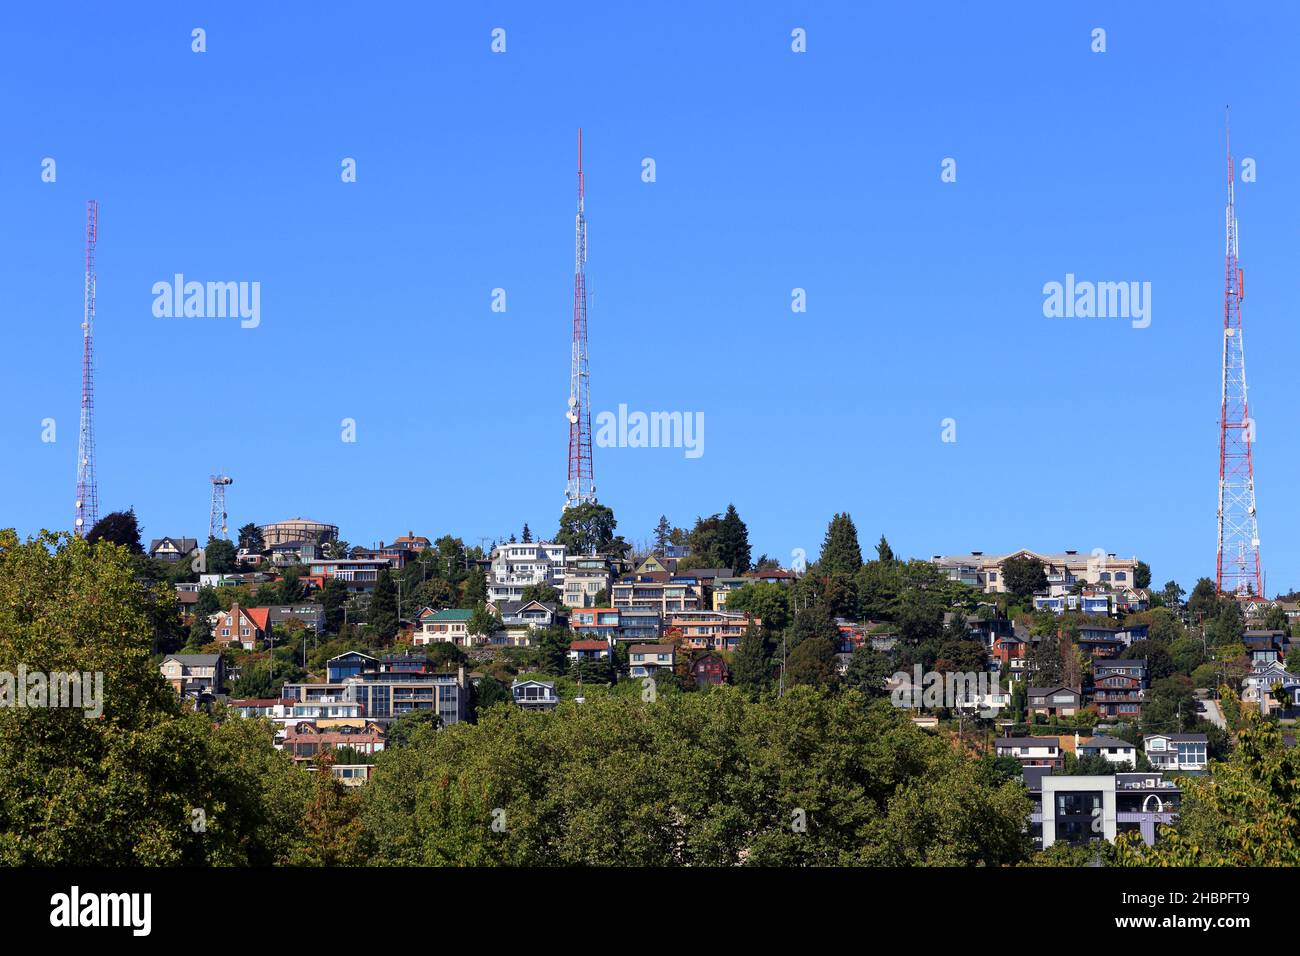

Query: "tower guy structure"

xmin=209 ymin=475 xmax=233 ymax=540
xmin=1216 ymin=114 xmax=1264 ymax=597
xmin=74 ymin=200 xmax=100 ymax=537
xmin=564 ymin=128 xmax=596 ymax=509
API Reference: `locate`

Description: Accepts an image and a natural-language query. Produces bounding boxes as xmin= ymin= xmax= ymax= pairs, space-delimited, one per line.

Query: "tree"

xmin=731 ymin=624 xmax=769 ymax=694
xmin=521 ymin=523 xmax=532 ymax=543
xmin=1000 ymin=556 xmax=1047 ymax=604
xmin=844 ymin=645 xmax=893 ymax=699
xmin=1133 ymin=560 xmax=1152 ymax=591
xmin=205 ymin=536 xmax=237 ymax=574
xmin=0 ymin=529 xmax=316 ymax=865
xmin=317 ymin=577 xmax=349 ymax=632
xmin=357 ymin=688 xmax=1032 ymax=866
xmin=474 ymin=676 xmax=512 ymax=719
xmin=875 ymin=534 xmax=895 ymax=564
xmin=1158 ymin=580 xmax=1185 ymax=610
xmin=556 ymin=503 xmax=628 ymax=557
xmin=386 ymin=709 xmax=442 ymax=747
xmin=1263 ymin=604 xmax=1289 ymax=632
xmin=1207 ymin=601 xmax=1245 ymax=647
xmin=520 ymin=583 xmax=561 ymax=605
xmin=819 ymin=513 xmax=863 ymax=576
xmin=653 ymin=515 xmax=671 ymax=557
xmin=468 ymin=604 xmax=502 ymax=641
xmin=237 ymin=523 xmax=265 ymax=553
xmin=785 ymin=637 xmax=838 ymax=689
xmin=284 ymin=753 xmax=363 ymax=866
xmin=724 ymin=581 xmax=790 ymax=634
xmin=369 ymin=569 xmax=399 ymax=640
xmin=1188 ymin=577 xmax=1221 ymax=623
xmin=716 ymin=504 xmax=751 ymax=573
xmin=684 ymin=514 xmax=724 ymax=567
xmin=85 ymin=509 xmax=144 ymax=554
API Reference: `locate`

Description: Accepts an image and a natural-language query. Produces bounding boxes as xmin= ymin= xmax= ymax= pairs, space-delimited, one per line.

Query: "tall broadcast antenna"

xmin=74 ymin=200 xmax=100 ymax=537
xmin=1216 ymin=110 xmax=1264 ymax=597
xmin=565 ymin=128 xmax=596 ymax=510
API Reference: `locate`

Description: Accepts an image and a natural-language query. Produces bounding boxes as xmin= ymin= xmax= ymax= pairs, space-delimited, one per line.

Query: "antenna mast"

xmin=565 ymin=128 xmax=596 ymax=509
xmin=75 ymin=200 xmax=99 ymax=536
xmin=1216 ymin=109 xmax=1264 ymax=597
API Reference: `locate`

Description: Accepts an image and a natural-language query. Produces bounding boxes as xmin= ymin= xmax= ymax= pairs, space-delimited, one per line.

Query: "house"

xmin=148 ymin=536 xmax=197 ymax=563
xmin=265 ymin=605 xmax=326 ymax=632
xmin=1031 ymin=771 xmax=1180 ymax=849
xmin=992 ymin=633 xmax=1029 ymax=672
xmin=746 ymin=568 xmax=799 ymax=585
xmin=1143 ymin=733 xmax=1209 ymax=772
xmin=628 ymin=644 xmax=675 ymax=677
xmin=208 ymin=603 xmax=271 ymax=650
xmin=711 ymin=577 xmax=751 ymax=611
xmin=413 ymin=608 xmax=481 ymax=646
xmin=1242 ymin=629 xmax=1289 ymax=666
xmin=668 ymin=610 xmax=758 ymax=652
xmin=280 ymin=721 xmax=386 ymax=763
xmin=1027 ymin=686 xmax=1082 ymax=719
xmin=487 ymin=541 xmax=567 ymax=604
xmin=159 ymin=654 xmax=225 ymax=697
xmin=488 ymin=599 xmax=563 ymax=645
xmin=568 ymin=639 xmax=611 ymax=662
xmin=1092 ymin=659 xmax=1146 ymax=720
xmin=511 ymin=679 xmax=559 ymax=711
xmin=994 ymin=736 xmax=1063 ymax=769
xmin=1078 ymin=734 xmax=1138 ymax=767
xmin=563 ymin=554 xmax=613 ymax=608
xmin=282 ymin=664 xmax=468 ymax=725
xmin=327 ymin=651 xmax=379 ymax=682
xmin=306 ymin=557 xmax=393 ymax=593
xmin=691 ymin=653 xmax=729 ymax=687
xmin=1241 ymin=662 xmax=1300 ymax=714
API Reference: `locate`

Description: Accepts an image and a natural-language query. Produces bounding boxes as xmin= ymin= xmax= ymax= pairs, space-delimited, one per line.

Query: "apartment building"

xmin=931 ymin=549 xmax=1142 ymax=595
xmin=611 ymin=573 xmax=702 ymax=615
xmin=1092 ymin=659 xmax=1146 ymax=720
xmin=667 ymin=610 xmax=757 ymax=652
xmin=563 ymin=554 xmax=612 ymax=608
xmin=282 ymin=664 xmax=468 ymax=726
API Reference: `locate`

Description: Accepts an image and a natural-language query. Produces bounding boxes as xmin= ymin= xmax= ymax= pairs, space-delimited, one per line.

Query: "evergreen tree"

xmin=237 ymin=522 xmax=265 ymax=553
xmin=521 ymin=523 xmax=532 ymax=543
xmin=653 ymin=515 xmax=671 ymax=556
xmin=819 ymin=513 xmax=863 ymax=575
xmin=875 ymin=534 xmax=895 ymax=564
xmin=731 ymin=624 xmax=769 ymax=694
xmin=716 ymin=504 xmax=751 ymax=573
xmin=369 ymin=569 xmax=399 ymax=640
xmin=86 ymin=509 xmax=144 ymax=554
xmin=317 ymin=577 xmax=349 ymax=632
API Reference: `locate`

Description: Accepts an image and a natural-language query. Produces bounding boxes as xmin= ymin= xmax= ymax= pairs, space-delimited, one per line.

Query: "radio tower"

xmin=564 ymin=128 xmax=596 ymax=509
xmin=74 ymin=200 xmax=99 ymax=537
xmin=1216 ymin=111 xmax=1264 ymax=597
xmin=209 ymin=475 xmax=233 ymax=540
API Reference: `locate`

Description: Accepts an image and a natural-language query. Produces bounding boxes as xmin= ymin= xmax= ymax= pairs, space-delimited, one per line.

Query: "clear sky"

xmin=2 ymin=2 xmax=1299 ymax=593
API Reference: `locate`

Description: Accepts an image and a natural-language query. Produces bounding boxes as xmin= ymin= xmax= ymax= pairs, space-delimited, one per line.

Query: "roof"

xmin=628 ymin=644 xmax=675 ymax=654
xmin=569 ymin=639 xmax=610 ymax=651
xmin=149 ymin=536 xmax=197 ymax=553
xmin=996 ymin=736 xmax=1060 ymax=748
xmin=1081 ymin=735 xmax=1134 ymax=750
xmin=245 ymin=607 xmax=272 ymax=631
xmin=1028 ymin=686 xmax=1079 ymax=697
xmin=1145 ymin=733 xmax=1209 ymax=743
xmin=429 ymin=609 xmax=474 ymax=622
xmin=164 ymin=654 xmax=222 ymax=666
xmin=1096 ymin=659 xmax=1146 ymax=669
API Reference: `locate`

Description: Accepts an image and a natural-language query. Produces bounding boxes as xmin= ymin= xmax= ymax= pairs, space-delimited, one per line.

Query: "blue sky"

xmin=2 ymin=2 xmax=1299 ymax=593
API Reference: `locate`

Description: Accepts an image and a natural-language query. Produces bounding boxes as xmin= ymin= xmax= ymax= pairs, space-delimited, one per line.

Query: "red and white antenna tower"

xmin=565 ymin=128 xmax=596 ymax=509
xmin=1216 ymin=111 xmax=1263 ymax=596
xmin=74 ymin=200 xmax=100 ymax=536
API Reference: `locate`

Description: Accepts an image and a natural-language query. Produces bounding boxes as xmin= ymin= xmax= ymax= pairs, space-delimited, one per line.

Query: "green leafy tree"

xmin=317 ymin=577 xmax=349 ymax=632
xmin=556 ymin=503 xmax=628 ymax=557
xmin=724 ymin=581 xmax=790 ymax=634
xmin=520 ymin=583 xmax=562 ymax=605
xmin=205 ymin=536 xmax=238 ymax=574
xmin=844 ymin=645 xmax=893 ymax=699
xmin=1133 ymin=560 xmax=1152 ymax=590
xmin=1000 ymin=556 xmax=1047 ymax=603
xmin=785 ymin=636 xmax=838 ymax=689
